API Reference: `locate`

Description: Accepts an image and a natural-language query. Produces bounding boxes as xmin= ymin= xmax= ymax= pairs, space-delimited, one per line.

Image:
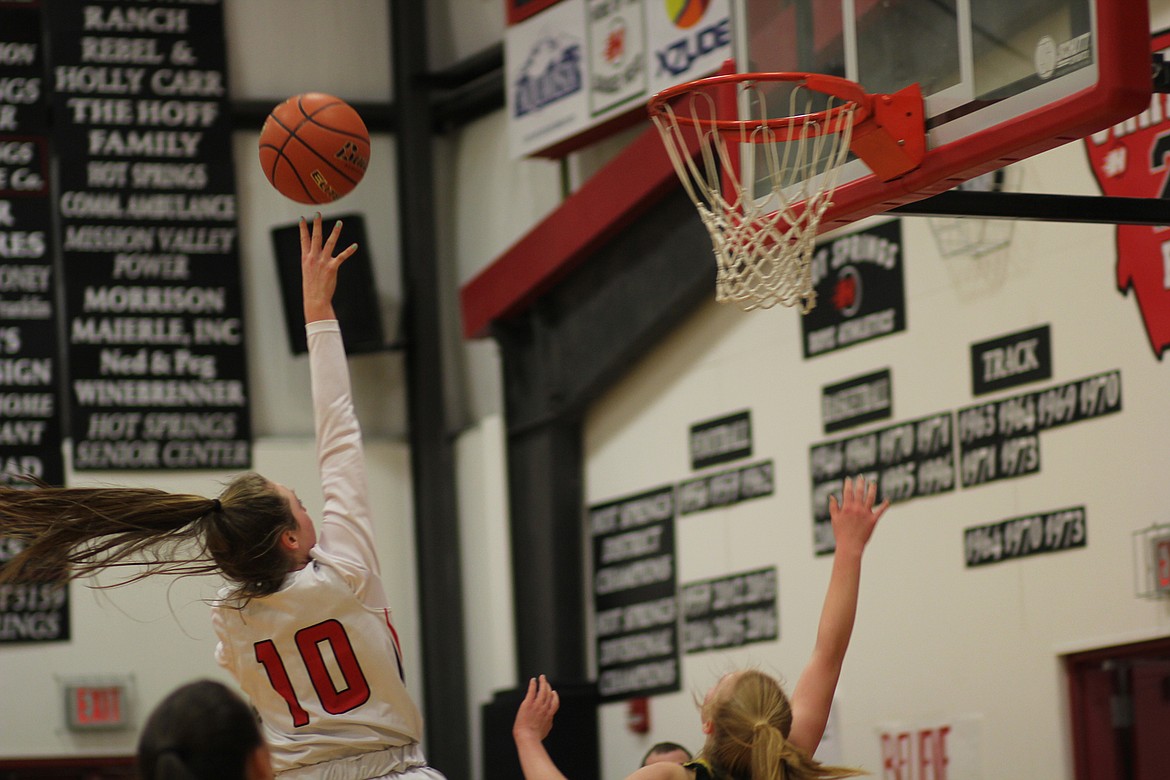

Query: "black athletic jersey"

xmin=685 ymin=759 xmax=717 ymax=780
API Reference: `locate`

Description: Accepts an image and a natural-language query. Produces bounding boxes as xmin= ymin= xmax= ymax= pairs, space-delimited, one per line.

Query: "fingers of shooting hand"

xmin=324 ymin=220 xmax=343 ymax=255
xmin=298 ymin=216 xmax=310 ymax=255
xmin=335 ymin=242 xmax=358 ymax=267
xmin=872 ymin=498 xmax=891 ymax=524
xmin=310 ymin=213 xmax=323 ymax=252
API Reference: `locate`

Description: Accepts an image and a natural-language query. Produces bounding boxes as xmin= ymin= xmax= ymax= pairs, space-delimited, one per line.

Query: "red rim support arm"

xmin=848 ymin=83 xmax=927 ymax=181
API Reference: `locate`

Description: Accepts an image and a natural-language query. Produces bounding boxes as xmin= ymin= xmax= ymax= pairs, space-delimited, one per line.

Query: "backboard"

xmin=732 ymin=0 xmax=1151 ymax=231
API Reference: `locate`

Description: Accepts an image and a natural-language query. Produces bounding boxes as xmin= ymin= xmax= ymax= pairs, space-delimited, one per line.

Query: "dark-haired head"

xmin=138 ymin=679 xmax=271 ymax=780
xmin=642 ymin=741 xmax=692 ymax=766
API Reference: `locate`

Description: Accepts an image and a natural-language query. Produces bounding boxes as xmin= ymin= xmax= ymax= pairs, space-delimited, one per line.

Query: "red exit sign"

xmin=65 ymin=683 xmax=128 ymax=731
xmin=1154 ymin=536 xmax=1170 ymax=593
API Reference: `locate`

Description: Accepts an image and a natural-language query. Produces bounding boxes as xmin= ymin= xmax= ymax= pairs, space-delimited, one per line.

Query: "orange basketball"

xmin=258 ymin=93 xmax=370 ymax=204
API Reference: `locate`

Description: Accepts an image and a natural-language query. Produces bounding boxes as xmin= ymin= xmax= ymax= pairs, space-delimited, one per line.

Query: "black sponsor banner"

xmin=1 ymin=3 xmax=64 ymax=488
xmin=0 ymin=197 xmax=62 ymax=486
xmin=956 ymin=397 xmax=1041 ymax=487
xmin=802 ymin=220 xmax=906 ymax=358
xmin=678 ymin=459 xmax=773 ymax=515
xmin=0 ymin=2 xmax=47 ymax=134
xmin=682 ymin=567 xmax=778 ymax=653
xmin=0 ymin=2 xmax=67 ymax=642
xmin=689 ymin=410 xmax=752 ymax=470
xmin=964 ymin=506 xmax=1087 ymax=567
xmin=590 ymin=485 xmax=680 ymax=702
xmin=957 ymin=370 xmax=1121 ymax=488
xmin=810 ymin=412 xmax=955 ymax=555
xmin=48 ymin=0 xmax=251 ymax=470
xmin=1033 ymin=370 xmax=1123 ymax=429
xmin=0 ymin=535 xmax=70 ymax=644
xmin=970 ymin=325 xmax=1051 ymax=396
xmin=822 ymin=368 xmax=893 ymax=434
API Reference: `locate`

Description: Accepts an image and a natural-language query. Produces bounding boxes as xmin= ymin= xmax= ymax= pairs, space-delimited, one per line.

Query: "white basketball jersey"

xmin=213 ymin=322 xmax=427 ymax=778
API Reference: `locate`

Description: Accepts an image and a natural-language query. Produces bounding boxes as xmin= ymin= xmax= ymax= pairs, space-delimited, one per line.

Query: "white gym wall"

xmin=4 ymin=4 xmax=1170 ymax=780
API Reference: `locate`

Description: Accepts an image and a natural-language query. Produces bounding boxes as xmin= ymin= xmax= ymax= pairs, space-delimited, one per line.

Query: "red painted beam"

xmin=460 ymin=122 xmax=684 ymax=339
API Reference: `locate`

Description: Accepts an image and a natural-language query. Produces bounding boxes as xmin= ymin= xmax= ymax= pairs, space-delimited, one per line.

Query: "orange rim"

xmin=648 ymin=71 xmax=872 ymax=139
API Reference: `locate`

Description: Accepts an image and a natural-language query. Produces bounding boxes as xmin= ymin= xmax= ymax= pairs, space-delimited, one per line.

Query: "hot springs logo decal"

xmin=512 ymin=30 xmax=583 ymax=117
xmin=801 ymin=220 xmax=907 ymax=358
xmin=1084 ymin=30 xmax=1170 ymax=359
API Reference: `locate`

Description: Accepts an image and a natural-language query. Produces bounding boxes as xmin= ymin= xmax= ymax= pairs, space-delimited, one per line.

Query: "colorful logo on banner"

xmin=653 ymin=0 xmax=728 ymax=78
xmin=801 ymin=220 xmax=907 ymax=358
xmin=512 ymin=30 xmax=583 ymax=117
xmin=602 ymin=18 xmax=627 ymax=65
xmin=1083 ymin=30 xmax=1170 ymax=359
xmin=588 ymin=0 xmax=646 ymax=116
xmin=665 ymin=0 xmax=710 ymax=28
xmin=506 ymin=0 xmax=729 ymax=157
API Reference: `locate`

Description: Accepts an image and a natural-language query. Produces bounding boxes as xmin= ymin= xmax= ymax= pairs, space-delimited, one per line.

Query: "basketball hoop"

xmin=648 ymin=72 xmax=924 ymax=312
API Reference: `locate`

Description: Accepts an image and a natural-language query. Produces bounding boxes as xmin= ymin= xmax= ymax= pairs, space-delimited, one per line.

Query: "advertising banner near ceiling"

xmin=505 ymin=0 xmax=730 ymax=158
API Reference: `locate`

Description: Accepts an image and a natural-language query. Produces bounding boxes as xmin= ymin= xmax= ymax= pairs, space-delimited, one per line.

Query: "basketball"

xmin=258 ymin=93 xmax=370 ymax=204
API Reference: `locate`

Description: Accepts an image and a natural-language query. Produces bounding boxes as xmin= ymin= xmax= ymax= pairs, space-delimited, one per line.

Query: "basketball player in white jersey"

xmin=0 ymin=215 xmax=445 ymax=779
xmin=211 ymin=214 xmax=445 ymax=779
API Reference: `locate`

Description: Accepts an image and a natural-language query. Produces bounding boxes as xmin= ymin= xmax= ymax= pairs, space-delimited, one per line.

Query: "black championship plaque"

xmin=590 ymin=485 xmax=681 ymax=702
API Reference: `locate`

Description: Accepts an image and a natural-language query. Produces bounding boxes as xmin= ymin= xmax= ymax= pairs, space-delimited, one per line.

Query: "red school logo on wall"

xmin=1083 ymin=30 xmax=1170 ymax=360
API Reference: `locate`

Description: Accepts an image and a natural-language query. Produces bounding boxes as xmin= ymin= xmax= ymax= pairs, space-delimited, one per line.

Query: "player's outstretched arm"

xmin=788 ymin=475 xmax=888 ymax=755
xmin=513 ymin=676 xmax=570 ymax=780
xmin=300 ymin=214 xmax=380 ymax=574
xmin=512 ymin=676 xmax=687 ymax=780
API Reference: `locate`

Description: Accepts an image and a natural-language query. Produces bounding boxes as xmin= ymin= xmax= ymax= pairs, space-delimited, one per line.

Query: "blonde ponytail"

xmin=749 ymin=720 xmax=785 ymax=780
xmin=700 ymin=670 xmax=865 ymax=780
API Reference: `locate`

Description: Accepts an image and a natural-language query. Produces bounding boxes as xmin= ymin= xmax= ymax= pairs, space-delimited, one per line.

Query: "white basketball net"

xmin=652 ymin=82 xmax=858 ymax=313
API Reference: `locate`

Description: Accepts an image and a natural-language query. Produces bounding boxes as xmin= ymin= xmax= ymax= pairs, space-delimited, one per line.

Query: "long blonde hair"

xmin=700 ymin=670 xmax=864 ymax=780
xmin=0 ymin=473 xmax=296 ymax=601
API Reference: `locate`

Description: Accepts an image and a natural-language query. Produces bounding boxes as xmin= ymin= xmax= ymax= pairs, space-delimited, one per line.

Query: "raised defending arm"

xmin=513 ymin=676 xmax=571 ymax=780
xmin=788 ymin=475 xmax=888 ymax=755
xmin=513 ymin=676 xmax=684 ymax=780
